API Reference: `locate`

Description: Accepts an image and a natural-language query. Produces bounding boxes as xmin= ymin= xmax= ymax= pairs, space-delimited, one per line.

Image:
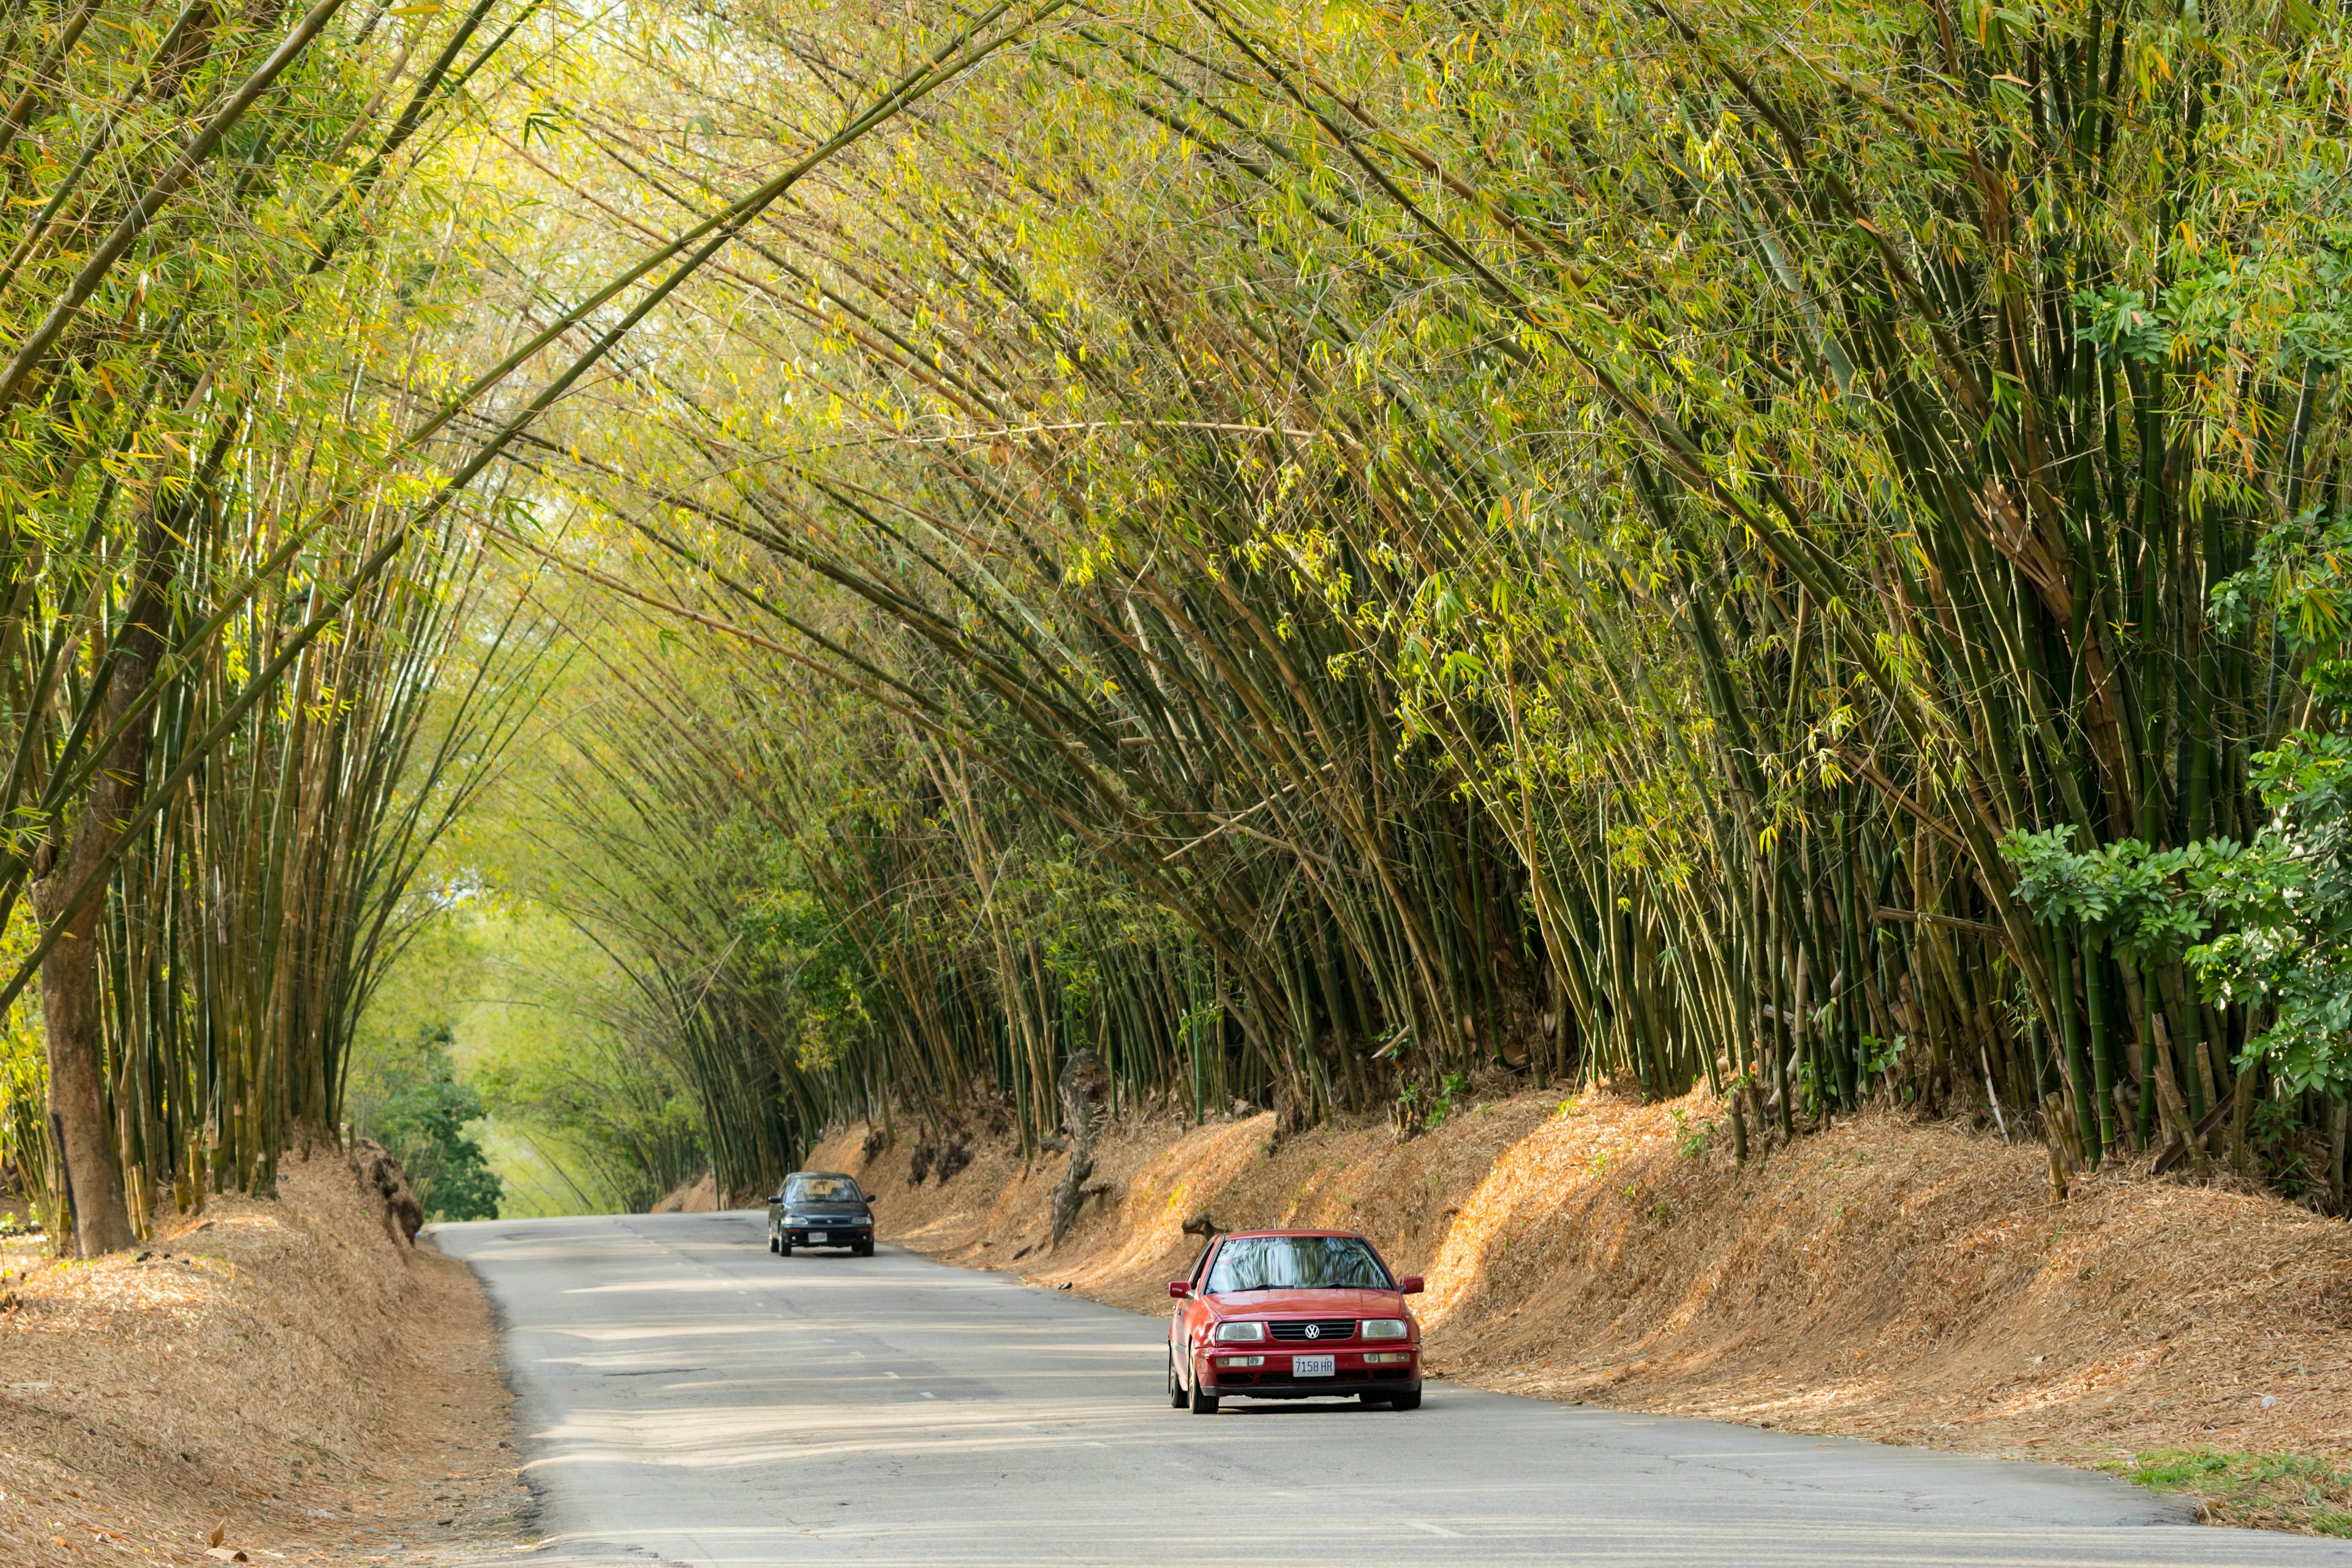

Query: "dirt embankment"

xmin=0 ymin=1150 xmax=526 ymax=1566
xmin=649 ymin=1172 xmax=718 ymax=1213
xmin=810 ymin=1087 xmax=2352 ymax=1534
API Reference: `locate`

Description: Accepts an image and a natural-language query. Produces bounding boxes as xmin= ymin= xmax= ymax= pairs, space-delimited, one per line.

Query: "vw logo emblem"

xmin=1304 ymin=1324 xmax=1321 ymax=1340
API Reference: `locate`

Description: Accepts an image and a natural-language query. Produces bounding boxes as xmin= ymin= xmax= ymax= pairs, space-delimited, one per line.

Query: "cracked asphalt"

xmin=431 ymin=1210 xmax=2352 ymax=1567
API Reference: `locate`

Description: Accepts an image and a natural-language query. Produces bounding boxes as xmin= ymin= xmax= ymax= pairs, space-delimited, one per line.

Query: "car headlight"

xmin=1361 ymin=1318 xmax=1409 ymax=1340
xmin=1212 ymin=1320 xmax=1266 ymax=1343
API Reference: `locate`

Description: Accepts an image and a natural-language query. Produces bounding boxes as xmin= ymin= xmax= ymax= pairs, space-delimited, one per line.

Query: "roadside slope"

xmin=810 ymin=1088 xmax=2352 ymax=1533
xmin=0 ymin=1150 xmax=527 ymax=1566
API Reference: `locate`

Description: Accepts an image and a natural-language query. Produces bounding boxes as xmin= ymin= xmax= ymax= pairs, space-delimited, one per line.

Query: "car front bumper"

xmin=782 ymin=1225 xmax=872 ymax=1246
xmin=1207 ymin=1373 xmax=1421 ymax=1398
xmin=1200 ymin=1352 xmax=1419 ymax=1398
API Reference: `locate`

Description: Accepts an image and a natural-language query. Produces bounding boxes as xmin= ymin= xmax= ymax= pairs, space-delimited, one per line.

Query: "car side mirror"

xmin=1399 ymin=1275 xmax=1425 ymax=1295
xmin=862 ymin=1194 xmax=877 ymax=1206
xmin=1167 ymin=1280 xmax=1191 ymax=1298
xmin=768 ymin=1195 xmax=784 ymax=1205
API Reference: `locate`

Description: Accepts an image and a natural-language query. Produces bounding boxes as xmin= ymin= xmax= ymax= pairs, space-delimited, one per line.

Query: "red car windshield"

xmin=1205 ymin=1235 xmax=1392 ymax=1294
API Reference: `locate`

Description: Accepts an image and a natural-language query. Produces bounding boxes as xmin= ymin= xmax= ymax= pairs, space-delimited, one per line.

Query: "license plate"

xmin=806 ymin=1231 xmax=828 ymax=1243
xmin=1292 ymin=1354 xmax=1335 ymax=1378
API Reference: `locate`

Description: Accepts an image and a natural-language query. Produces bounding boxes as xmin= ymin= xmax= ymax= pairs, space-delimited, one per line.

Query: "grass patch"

xmin=2101 ymin=1449 xmax=2352 ymax=1537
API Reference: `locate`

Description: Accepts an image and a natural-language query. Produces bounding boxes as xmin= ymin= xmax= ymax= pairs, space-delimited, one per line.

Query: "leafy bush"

xmin=2006 ymin=723 xmax=2352 ymax=1102
xmin=350 ymin=1026 xmax=502 ymax=1223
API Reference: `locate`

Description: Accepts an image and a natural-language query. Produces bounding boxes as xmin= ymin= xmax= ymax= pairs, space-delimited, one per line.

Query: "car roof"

xmin=1215 ymin=1228 xmax=1363 ymax=1241
xmin=786 ymin=1170 xmax=858 ymax=1182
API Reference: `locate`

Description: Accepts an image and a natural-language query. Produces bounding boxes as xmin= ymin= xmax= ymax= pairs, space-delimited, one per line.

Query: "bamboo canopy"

xmin=4 ymin=0 xmax=2348 ymax=1231
xmin=483 ymin=0 xmax=2351 ymax=1208
xmin=0 ymin=0 xmax=1046 ymax=1247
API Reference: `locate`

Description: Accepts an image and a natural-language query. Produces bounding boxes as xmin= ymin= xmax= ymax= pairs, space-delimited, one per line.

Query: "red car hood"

xmin=1204 ymin=1287 xmax=1406 ymax=1316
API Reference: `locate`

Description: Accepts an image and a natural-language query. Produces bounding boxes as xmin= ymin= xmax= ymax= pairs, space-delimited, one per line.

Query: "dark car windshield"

xmin=786 ymin=1176 xmax=862 ymax=1204
xmin=1204 ymin=1235 xmax=1391 ymax=1294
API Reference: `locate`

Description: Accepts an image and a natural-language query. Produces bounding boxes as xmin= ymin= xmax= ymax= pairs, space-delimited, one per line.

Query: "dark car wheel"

xmin=1167 ymin=1351 xmax=1188 ymax=1409
xmin=778 ymin=1240 xmax=793 ymax=1257
xmin=1390 ymin=1389 xmax=1422 ymax=1411
xmin=1187 ymin=1360 xmax=1219 ymax=1415
xmin=768 ymin=1232 xmax=780 ymax=1254
xmin=853 ymin=1239 xmax=874 ymax=1257
xmin=1356 ymin=1390 xmax=1390 ymax=1409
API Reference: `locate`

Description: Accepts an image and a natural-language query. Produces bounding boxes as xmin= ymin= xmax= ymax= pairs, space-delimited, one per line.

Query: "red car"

xmin=1166 ymin=1229 xmax=1424 ymax=1413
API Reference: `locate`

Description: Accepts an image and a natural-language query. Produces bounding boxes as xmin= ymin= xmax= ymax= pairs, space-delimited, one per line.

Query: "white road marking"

xmin=1406 ymin=1521 xmax=1461 ymax=1538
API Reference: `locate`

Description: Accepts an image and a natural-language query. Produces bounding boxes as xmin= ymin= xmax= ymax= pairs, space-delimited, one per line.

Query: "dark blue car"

xmin=767 ymin=1171 xmax=875 ymax=1256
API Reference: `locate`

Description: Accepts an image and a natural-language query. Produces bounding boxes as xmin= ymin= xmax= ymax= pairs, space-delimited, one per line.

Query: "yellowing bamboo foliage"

xmin=480 ymin=0 xmax=2350 ymax=1212
xmin=0 ymin=0 xmax=1027 ymax=1248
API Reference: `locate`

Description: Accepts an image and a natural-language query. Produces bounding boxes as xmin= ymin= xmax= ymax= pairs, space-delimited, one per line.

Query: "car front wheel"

xmin=779 ymin=1240 xmax=793 ymax=1257
xmin=1187 ymin=1355 xmax=1218 ymax=1415
xmin=1167 ymin=1349 xmax=1187 ymax=1409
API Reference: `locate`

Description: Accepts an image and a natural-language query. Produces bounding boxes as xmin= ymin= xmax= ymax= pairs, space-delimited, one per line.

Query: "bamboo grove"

xmin=0 ymin=0 xmax=541 ymax=1253
xmin=7 ymin=0 xmax=2346 ymax=1237
xmin=479 ymin=0 xmax=2352 ymax=1211
xmin=0 ymin=0 xmax=1025 ymax=1251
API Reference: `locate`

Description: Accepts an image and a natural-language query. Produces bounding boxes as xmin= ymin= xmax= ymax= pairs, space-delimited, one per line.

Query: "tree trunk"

xmin=32 ymin=865 xmax=132 ymax=1256
xmin=29 ymin=503 xmax=176 ymax=1258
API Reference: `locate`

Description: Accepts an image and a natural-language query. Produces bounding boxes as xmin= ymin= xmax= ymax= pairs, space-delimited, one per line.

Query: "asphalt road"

xmin=432 ymin=1210 xmax=2352 ymax=1567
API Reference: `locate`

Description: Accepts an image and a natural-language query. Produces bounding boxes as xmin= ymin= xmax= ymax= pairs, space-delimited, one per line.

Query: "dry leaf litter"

xmin=0 ymin=1150 xmax=529 ymax=1565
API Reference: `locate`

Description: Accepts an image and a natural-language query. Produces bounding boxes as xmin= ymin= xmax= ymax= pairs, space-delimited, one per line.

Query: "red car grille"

xmin=1267 ymin=1319 xmax=1357 ymax=1341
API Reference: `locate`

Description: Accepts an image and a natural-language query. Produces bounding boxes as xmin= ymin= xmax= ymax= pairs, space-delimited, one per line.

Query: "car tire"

xmin=1356 ymin=1391 xmax=1390 ymax=1409
xmin=1167 ymin=1351 xmax=1188 ymax=1409
xmin=1390 ymin=1389 xmax=1422 ymax=1411
xmin=779 ymin=1241 xmax=793 ymax=1257
xmin=1187 ymin=1361 xmax=1219 ymax=1415
xmin=854 ymin=1240 xmax=874 ymax=1257
xmin=768 ymin=1232 xmax=780 ymax=1254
